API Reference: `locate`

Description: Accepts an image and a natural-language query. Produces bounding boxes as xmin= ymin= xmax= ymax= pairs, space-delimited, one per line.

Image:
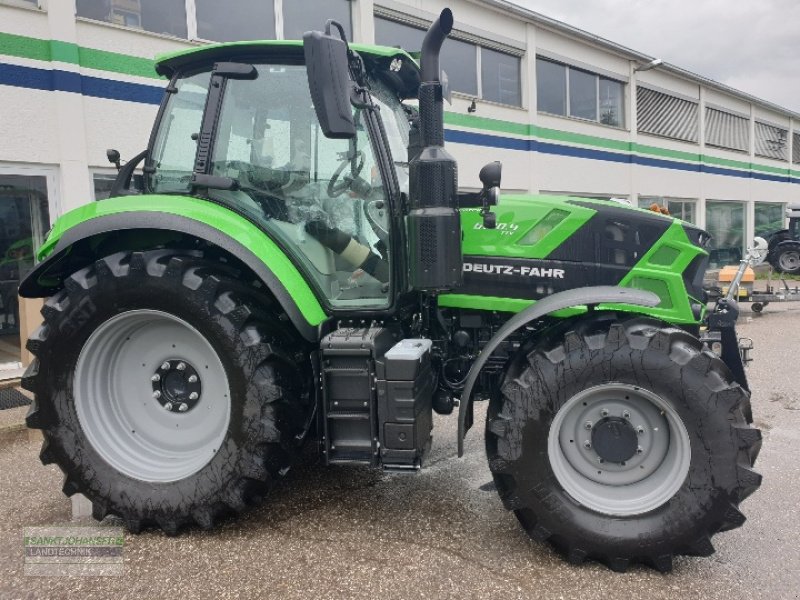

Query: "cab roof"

xmin=155 ymin=40 xmax=421 ymax=99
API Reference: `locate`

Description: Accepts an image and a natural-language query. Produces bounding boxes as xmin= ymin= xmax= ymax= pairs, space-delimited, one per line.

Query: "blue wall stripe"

xmin=0 ymin=62 xmax=162 ymax=104
xmin=1 ymin=61 xmax=797 ymax=184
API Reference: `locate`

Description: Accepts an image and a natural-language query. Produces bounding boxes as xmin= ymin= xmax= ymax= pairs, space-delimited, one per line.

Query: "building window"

xmin=536 ymin=57 xmax=624 ymax=127
xmin=284 ymin=0 xmax=351 ymax=41
xmin=636 ymin=87 xmax=698 ymax=143
xmin=754 ymin=121 xmax=788 ymax=161
xmin=0 ymin=174 xmax=51 ymax=371
xmin=706 ymin=201 xmax=746 ymax=267
xmin=76 ymin=0 xmax=188 ymax=38
xmin=92 ymin=173 xmax=143 ymax=200
xmin=793 ymin=132 xmax=800 ymax=164
xmin=480 ymin=47 xmax=521 ymax=107
xmin=1 ymin=0 xmax=40 ymax=8
xmin=195 ymin=0 xmax=275 ymax=42
xmin=705 ymin=107 xmax=749 ymax=153
xmin=754 ymin=202 xmax=786 ymax=237
xmin=375 ymin=16 xmax=520 ymax=106
xmin=638 ymin=196 xmax=696 ymax=222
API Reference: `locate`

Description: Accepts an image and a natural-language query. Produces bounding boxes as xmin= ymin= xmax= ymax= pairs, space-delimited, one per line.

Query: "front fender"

xmin=20 ymin=195 xmax=328 ymax=341
xmin=456 ymin=286 xmax=659 ymax=456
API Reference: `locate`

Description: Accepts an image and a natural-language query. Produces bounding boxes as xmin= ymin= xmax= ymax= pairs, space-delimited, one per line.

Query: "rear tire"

xmin=770 ymin=242 xmax=800 ymax=274
xmin=486 ymin=316 xmax=762 ymax=572
xmin=24 ymin=250 xmax=311 ymax=534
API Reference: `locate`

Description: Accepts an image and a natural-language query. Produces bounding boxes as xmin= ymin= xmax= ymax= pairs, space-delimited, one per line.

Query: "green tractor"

xmin=20 ymin=9 xmax=760 ymax=572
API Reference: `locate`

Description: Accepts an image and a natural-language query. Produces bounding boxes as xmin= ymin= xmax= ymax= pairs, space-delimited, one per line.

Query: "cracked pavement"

xmin=1 ymin=304 xmax=799 ymax=599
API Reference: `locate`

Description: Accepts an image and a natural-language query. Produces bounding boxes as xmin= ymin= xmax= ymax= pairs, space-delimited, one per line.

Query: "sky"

xmin=509 ymin=0 xmax=800 ymax=113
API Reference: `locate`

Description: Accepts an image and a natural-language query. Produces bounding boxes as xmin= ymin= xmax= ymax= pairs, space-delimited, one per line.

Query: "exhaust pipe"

xmin=420 ymin=8 xmax=453 ymax=83
xmin=407 ymin=8 xmax=462 ymax=291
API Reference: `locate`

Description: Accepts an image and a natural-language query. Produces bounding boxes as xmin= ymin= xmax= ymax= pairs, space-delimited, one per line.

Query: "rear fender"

xmin=20 ymin=210 xmax=328 ymax=342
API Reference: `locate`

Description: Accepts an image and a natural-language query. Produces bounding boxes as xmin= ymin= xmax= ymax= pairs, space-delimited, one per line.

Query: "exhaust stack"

xmin=407 ymin=8 xmax=462 ymax=291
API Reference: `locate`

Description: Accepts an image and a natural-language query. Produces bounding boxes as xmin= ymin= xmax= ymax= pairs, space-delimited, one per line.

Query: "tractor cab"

xmin=140 ymin=42 xmax=420 ymax=309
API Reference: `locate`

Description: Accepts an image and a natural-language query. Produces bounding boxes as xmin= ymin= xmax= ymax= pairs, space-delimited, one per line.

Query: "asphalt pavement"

xmin=0 ymin=303 xmax=798 ymax=599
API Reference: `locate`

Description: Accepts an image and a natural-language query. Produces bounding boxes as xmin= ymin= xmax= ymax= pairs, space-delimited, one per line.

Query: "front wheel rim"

xmin=548 ymin=383 xmax=691 ymax=516
xmin=74 ymin=310 xmax=231 ymax=483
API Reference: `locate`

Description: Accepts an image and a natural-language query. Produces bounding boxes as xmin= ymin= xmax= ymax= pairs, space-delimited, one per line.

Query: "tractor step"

xmin=319 ymin=326 xmax=436 ymax=469
xmin=320 ymin=326 xmax=397 ymax=466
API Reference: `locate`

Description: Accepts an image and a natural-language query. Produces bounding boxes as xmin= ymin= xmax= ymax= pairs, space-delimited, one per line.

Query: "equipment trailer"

xmin=19 ymin=10 xmax=761 ymax=572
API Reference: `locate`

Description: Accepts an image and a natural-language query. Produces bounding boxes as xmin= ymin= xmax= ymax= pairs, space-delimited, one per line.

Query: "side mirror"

xmin=303 ymin=21 xmax=356 ymax=139
xmin=107 ymin=149 xmax=121 ymax=170
xmin=478 ymin=161 xmax=502 ymax=228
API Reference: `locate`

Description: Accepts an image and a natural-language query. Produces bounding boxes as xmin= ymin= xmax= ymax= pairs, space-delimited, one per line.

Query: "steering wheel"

xmin=327 ymin=151 xmax=365 ymax=197
xmin=364 ymin=199 xmax=389 ymax=242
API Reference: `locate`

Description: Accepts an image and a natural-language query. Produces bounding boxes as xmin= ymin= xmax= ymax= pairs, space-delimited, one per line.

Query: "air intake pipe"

xmin=407 ymin=8 xmax=462 ymax=291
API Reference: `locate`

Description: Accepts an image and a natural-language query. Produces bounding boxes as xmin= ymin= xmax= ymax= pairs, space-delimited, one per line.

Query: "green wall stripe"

xmin=0 ymin=31 xmax=161 ymax=79
xmin=50 ymin=39 xmax=79 ymax=64
xmin=444 ymin=112 xmax=530 ymax=136
xmin=0 ymin=31 xmax=51 ymax=62
xmin=536 ymin=126 xmax=630 ymax=152
xmin=78 ymin=45 xmax=160 ymax=79
xmin=632 ymin=143 xmax=699 ymax=162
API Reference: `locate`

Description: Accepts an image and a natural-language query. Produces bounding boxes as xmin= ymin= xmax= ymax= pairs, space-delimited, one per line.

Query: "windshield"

xmin=148 ymin=62 xmax=410 ymax=310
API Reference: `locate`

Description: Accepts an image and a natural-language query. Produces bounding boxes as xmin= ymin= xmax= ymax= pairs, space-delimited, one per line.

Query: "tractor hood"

xmin=442 ymin=194 xmax=710 ymax=324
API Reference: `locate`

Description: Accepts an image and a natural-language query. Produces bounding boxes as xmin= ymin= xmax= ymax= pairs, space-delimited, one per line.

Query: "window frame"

xmin=536 ymin=56 xmax=625 ymax=129
xmin=705 ymin=199 xmax=748 ymax=267
xmin=0 ymin=162 xmax=59 ymax=378
xmin=374 ymin=13 xmax=524 ymax=109
xmin=638 ymin=196 xmax=697 ymax=223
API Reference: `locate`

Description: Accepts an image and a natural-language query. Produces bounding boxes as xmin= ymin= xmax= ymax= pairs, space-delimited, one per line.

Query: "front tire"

xmin=486 ymin=316 xmax=762 ymax=572
xmin=24 ymin=250 xmax=311 ymax=534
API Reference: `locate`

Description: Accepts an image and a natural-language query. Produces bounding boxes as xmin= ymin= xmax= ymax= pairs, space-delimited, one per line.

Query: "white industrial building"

xmin=0 ymin=0 xmax=796 ymax=377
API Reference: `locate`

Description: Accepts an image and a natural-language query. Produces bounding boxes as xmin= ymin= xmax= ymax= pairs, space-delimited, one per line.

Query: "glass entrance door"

xmin=0 ymin=173 xmax=52 ymax=377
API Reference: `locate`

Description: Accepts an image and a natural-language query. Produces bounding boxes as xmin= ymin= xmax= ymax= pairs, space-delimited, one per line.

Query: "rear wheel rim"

xmin=778 ymin=249 xmax=800 ymax=272
xmin=548 ymin=383 xmax=691 ymax=516
xmin=74 ymin=310 xmax=231 ymax=483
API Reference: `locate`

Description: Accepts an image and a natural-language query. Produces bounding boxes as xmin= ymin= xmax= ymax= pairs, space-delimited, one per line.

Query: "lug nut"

xmin=583 ymin=441 xmax=592 ymax=449
xmin=161 ymin=361 xmax=170 ymax=371
xmin=178 ymin=403 xmax=189 ymax=412
xmin=584 ymin=421 xmax=593 ymax=430
xmin=600 ymin=408 xmax=609 ymax=417
xmin=176 ymin=362 xmax=186 ymax=371
xmin=636 ymin=446 xmax=643 ymax=454
xmin=637 ymin=426 xmax=645 ymax=435
xmin=151 ymin=374 xmax=161 ymax=382
xmin=153 ymin=390 xmax=161 ymax=399
xmin=188 ymin=375 xmax=198 ymax=383
xmin=622 ymin=410 xmax=630 ymax=419
xmin=189 ymin=392 xmax=199 ymax=401
xmin=164 ymin=402 xmax=173 ymax=411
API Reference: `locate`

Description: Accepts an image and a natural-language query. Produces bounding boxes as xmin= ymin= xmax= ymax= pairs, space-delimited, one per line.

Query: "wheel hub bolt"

xmin=178 ymin=403 xmax=189 ymax=412
xmin=637 ymin=426 xmax=645 ymax=435
xmin=600 ymin=408 xmax=609 ymax=417
xmin=188 ymin=375 xmax=198 ymax=383
xmin=164 ymin=402 xmax=173 ymax=411
xmin=151 ymin=374 xmax=161 ymax=383
xmin=622 ymin=410 xmax=630 ymax=419
xmin=189 ymin=392 xmax=199 ymax=401
xmin=161 ymin=361 xmax=171 ymax=371
xmin=584 ymin=421 xmax=593 ymax=430
xmin=636 ymin=446 xmax=643 ymax=454
xmin=176 ymin=362 xmax=186 ymax=371
xmin=153 ymin=390 xmax=161 ymax=399
xmin=583 ymin=441 xmax=592 ymax=449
